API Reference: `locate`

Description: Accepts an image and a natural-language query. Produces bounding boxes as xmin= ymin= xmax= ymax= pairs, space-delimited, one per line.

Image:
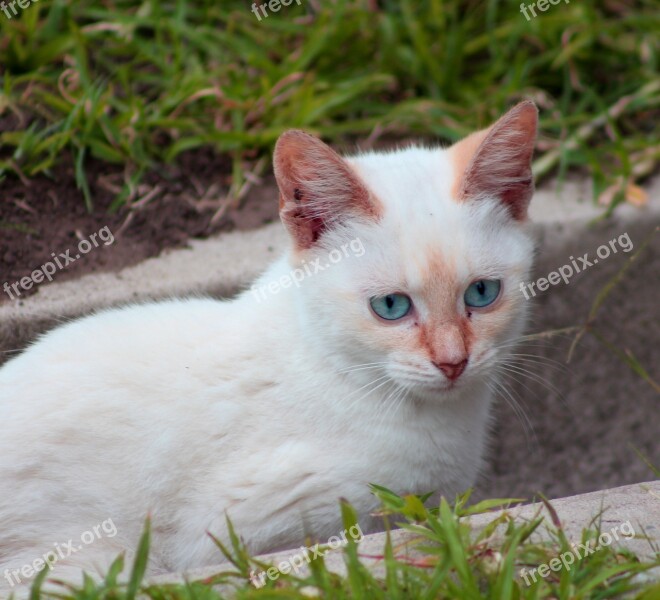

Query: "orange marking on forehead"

xmin=420 ymin=248 xmax=457 ymax=298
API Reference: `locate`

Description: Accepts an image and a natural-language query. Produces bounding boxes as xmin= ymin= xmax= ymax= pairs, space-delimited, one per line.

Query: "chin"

xmin=410 ymin=379 xmax=470 ymax=402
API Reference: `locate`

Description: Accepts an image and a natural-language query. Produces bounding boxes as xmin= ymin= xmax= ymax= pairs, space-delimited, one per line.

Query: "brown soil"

xmin=0 ymin=150 xmax=280 ymax=302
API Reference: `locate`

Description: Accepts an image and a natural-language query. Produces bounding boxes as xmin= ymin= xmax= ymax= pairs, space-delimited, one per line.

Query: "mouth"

xmin=390 ymin=366 xmax=469 ymax=395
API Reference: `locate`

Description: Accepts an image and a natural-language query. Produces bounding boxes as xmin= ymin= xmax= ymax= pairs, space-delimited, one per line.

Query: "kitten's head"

xmin=273 ymin=102 xmax=537 ymax=400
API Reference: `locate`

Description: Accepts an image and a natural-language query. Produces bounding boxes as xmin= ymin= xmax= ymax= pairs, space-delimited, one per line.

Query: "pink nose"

xmin=433 ymin=359 xmax=468 ymax=381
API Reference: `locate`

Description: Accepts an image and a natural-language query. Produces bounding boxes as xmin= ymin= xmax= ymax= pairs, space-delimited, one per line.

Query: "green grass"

xmin=20 ymin=486 xmax=660 ymax=599
xmin=0 ymin=0 xmax=658 ymax=212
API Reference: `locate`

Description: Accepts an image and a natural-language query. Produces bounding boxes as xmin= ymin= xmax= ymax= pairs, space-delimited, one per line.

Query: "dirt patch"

xmin=0 ymin=150 xmax=280 ymax=303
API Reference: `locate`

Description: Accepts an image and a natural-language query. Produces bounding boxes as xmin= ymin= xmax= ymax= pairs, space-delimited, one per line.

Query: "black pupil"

xmin=385 ymin=295 xmax=395 ymax=309
xmin=476 ymin=281 xmax=486 ymax=295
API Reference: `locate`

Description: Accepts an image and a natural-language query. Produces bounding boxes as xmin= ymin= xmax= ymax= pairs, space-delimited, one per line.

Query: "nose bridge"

xmin=430 ymin=319 xmax=468 ymax=364
xmin=417 ymin=251 xmax=470 ymax=364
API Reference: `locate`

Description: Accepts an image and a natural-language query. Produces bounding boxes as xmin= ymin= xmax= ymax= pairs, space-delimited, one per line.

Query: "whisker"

xmin=500 ymin=354 xmax=569 ymax=373
xmin=506 ymin=366 xmax=571 ymax=412
xmin=344 ymin=374 xmax=390 ymax=400
xmin=493 ymin=365 xmax=546 ymax=405
xmin=337 ymin=365 xmax=388 ymax=375
xmin=504 ymin=352 xmax=568 ymax=365
xmin=495 ymin=340 xmax=558 ymax=352
xmin=495 ymin=363 xmax=565 ymax=402
xmin=375 ymin=384 xmax=408 ymax=430
xmin=486 ymin=376 xmax=537 ymax=447
xmin=1 ymin=348 xmax=24 ymax=355
xmin=344 ymin=375 xmax=393 ymax=413
xmin=373 ymin=383 xmax=402 ymax=429
xmin=337 ymin=361 xmax=389 ymax=374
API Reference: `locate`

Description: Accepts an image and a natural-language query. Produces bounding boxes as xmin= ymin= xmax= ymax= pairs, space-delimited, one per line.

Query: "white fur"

xmin=0 ymin=144 xmax=535 ymax=594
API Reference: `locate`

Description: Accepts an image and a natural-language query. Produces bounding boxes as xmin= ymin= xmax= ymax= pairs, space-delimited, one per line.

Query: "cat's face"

xmin=274 ymin=102 xmax=537 ymax=400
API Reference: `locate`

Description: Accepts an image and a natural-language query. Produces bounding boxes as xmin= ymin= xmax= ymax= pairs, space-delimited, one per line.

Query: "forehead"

xmin=348 ymin=145 xmax=476 ymax=246
xmin=342 ymin=149 xmax=532 ymax=304
xmin=401 ymin=208 xmax=527 ymax=294
xmin=348 ymin=147 xmax=456 ymax=218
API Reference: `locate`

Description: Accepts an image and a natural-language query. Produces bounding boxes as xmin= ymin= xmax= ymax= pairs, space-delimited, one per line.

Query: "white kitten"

xmin=0 ymin=102 xmax=537 ymax=594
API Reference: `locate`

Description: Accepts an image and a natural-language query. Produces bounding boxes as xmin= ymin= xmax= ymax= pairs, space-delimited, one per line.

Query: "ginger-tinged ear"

xmin=273 ymin=130 xmax=378 ymax=249
xmin=450 ymin=101 xmax=538 ymax=220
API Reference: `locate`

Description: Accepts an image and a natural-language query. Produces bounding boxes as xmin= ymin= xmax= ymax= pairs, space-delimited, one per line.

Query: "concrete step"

xmin=149 ymin=480 xmax=660 ymax=592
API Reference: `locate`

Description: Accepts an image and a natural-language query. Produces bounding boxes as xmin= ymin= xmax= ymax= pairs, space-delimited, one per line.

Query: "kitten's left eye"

xmin=464 ymin=280 xmax=501 ymax=308
xmin=370 ymin=294 xmax=412 ymax=320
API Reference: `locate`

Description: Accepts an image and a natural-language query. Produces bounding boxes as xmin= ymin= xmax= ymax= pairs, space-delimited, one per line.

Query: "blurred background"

xmin=1 ymin=0 xmax=658 ymax=501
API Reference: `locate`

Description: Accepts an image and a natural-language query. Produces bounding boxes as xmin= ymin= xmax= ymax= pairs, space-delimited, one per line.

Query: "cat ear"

xmin=451 ymin=101 xmax=538 ymax=220
xmin=273 ymin=130 xmax=378 ymax=249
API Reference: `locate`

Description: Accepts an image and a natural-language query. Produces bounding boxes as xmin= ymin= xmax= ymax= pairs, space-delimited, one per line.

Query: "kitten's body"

xmin=0 ymin=102 xmax=537 ymax=593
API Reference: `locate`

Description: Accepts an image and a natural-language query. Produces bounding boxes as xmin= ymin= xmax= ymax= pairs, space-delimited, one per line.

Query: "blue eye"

xmin=370 ymin=294 xmax=412 ymax=320
xmin=464 ymin=280 xmax=501 ymax=308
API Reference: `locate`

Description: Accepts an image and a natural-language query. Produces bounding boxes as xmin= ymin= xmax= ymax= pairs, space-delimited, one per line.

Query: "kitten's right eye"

xmin=370 ymin=294 xmax=412 ymax=321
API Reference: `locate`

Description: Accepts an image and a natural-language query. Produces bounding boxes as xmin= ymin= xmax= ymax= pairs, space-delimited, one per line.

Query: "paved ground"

xmin=477 ymin=221 xmax=659 ymax=503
